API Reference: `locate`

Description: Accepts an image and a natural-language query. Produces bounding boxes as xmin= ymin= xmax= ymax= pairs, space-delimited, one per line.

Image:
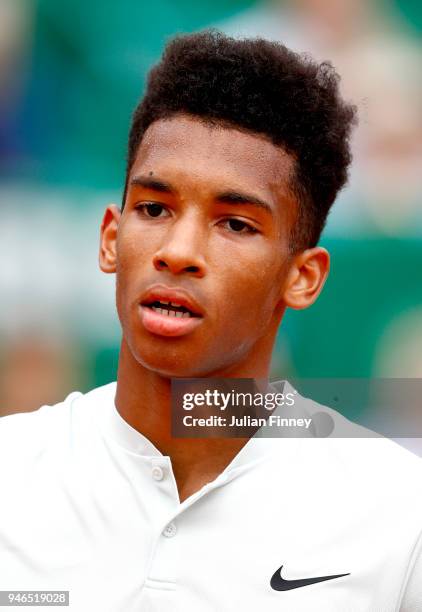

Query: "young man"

xmin=1 ymin=31 xmax=422 ymax=611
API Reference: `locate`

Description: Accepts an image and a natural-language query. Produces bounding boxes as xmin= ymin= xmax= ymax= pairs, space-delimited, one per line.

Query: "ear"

xmin=282 ymin=246 xmax=330 ymax=310
xmin=99 ymin=204 xmax=121 ymax=274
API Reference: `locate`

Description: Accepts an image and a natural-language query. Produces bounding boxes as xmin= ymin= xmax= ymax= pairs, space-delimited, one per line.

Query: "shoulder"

xmin=269 ymin=381 xmax=422 ymax=508
xmin=298 ymin=393 xmax=422 ymax=504
xmin=0 ymin=382 xmax=117 ymax=463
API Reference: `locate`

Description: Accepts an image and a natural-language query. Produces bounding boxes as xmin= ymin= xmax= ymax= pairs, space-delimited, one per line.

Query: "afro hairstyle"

xmin=123 ymin=30 xmax=357 ymax=251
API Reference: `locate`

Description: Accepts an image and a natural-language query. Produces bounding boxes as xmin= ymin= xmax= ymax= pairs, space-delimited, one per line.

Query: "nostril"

xmin=152 ymin=253 xmax=204 ymax=276
xmin=156 ymin=259 xmax=168 ymax=270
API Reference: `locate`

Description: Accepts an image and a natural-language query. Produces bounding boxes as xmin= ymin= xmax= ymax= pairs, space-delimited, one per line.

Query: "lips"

xmin=139 ymin=285 xmax=204 ymax=337
xmin=141 ymin=285 xmax=203 ymax=317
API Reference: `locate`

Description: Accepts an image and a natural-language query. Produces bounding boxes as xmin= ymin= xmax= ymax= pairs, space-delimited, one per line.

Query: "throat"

xmin=164 ymin=438 xmax=250 ymax=503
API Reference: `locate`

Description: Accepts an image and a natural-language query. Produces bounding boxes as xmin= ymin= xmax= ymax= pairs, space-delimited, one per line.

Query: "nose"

xmin=152 ymin=214 xmax=206 ymax=277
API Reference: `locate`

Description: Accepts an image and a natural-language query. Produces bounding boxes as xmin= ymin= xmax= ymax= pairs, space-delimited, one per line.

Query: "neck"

xmin=114 ymin=338 xmax=273 ymax=502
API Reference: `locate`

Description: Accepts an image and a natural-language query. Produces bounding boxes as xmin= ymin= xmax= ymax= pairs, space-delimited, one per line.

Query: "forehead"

xmin=130 ymin=115 xmax=295 ymax=199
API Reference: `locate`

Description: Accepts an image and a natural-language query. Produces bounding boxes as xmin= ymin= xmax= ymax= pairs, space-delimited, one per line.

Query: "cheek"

xmin=117 ymin=224 xmax=149 ymax=266
xmin=116 ymin=224 xmax=155 ymax=286
xmin=217 ymin=242 xmax=285 ymax=327
xmin=114 ymin=229 xmax=150 ymax=323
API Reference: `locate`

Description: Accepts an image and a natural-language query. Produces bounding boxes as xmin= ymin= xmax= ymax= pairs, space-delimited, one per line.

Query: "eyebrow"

xmin=130 ymin=175 xmax=273 ymax=215
xmin=130 ymin=175 xmax=174 ymax=194
xmin=215 ymin=191 xmax=273 ymax=215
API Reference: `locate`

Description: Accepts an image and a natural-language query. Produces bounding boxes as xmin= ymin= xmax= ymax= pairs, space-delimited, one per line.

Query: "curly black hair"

xmin=123 ymin=30 xmax=357 ymax=252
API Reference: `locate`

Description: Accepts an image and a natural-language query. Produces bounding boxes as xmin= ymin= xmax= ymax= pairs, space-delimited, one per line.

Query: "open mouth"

xmin=139 ymin=291 xmax=204 ymax=337
xmin=143 ymin=300 xmax=199 ymax=318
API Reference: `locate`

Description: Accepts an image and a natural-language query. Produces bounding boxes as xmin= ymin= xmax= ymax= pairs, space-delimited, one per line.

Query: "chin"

xmin=133 ymin=344 xmax=206 ymax=379
xmin=126 ymin=325 xmax=244 ymax=378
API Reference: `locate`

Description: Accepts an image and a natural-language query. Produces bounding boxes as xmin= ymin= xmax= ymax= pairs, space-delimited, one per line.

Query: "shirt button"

xmin=151 ymin=466 xmax=164 ymax=481
xmin=162 ymin=522 xmax=177 ymax=538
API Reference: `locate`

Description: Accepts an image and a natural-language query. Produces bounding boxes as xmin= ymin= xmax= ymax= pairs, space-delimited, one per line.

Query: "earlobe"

xmin=282 ymin=247 xmax=330 ymax=310
xmin=99 ymin=205 xmax=121 ymax=274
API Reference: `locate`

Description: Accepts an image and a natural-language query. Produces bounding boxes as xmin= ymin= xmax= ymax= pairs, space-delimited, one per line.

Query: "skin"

xmin=99 ymin=114 xmax=329 ymax=501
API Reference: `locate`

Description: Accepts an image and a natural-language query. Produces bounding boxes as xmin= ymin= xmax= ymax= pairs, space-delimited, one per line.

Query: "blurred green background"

xmin=0 ymin=0 xmax=421 ymax=416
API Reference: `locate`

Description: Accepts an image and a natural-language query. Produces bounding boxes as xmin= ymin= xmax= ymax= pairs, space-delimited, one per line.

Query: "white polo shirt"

xmin=1 ymin=381 xmax=422 ymax=611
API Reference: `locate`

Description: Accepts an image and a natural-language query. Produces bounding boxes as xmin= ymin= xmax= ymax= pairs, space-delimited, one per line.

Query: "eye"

xmin=135 ymin=203 xmax=170 ymax=218
xmin=221 ymin=218 xmax=258 ymax=234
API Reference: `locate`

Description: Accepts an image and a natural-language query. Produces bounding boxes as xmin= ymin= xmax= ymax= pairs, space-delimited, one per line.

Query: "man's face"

xmin=109 ymin=115 xmax=298 ymax=377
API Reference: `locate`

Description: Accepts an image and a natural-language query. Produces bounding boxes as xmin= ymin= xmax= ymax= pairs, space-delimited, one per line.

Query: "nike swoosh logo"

xmin=271 ymin=565 xmax=350 ymax=591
